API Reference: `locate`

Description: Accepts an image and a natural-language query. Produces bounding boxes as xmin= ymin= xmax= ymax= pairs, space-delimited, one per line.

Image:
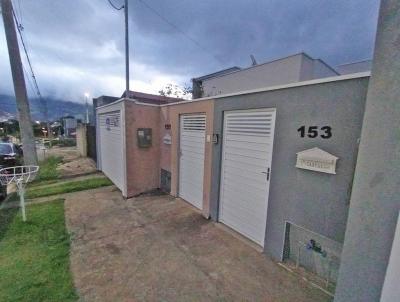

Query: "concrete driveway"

xmin=65 ymin=186 xmax=332 ymax=302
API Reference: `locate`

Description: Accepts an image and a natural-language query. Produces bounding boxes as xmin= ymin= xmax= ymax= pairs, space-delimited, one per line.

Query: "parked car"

xmin=0 ymin=142 xmax=24 ymax=201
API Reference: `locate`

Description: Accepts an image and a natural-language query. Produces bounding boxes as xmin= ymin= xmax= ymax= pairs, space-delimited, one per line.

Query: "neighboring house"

xmin=92 ymin=91 xmax=183 ymax=163
xmin=336 ymin=59 xmax=372 ymax=75
xmin=61 ymin=116 xmax=77 ymax=137
xmin=192 ymin=52 xmax=339 ymax=98
xmin=92 ymin=95 xmax=119 ymax=126
xmin=192 ymin=67 xmax=241 ymax=98
xmin=121 ymin=90 xmax=184 ymax=105
xmin=50 ymin=121 xmax=62 ymax=136
xmin=96 ymin=72 xmax=370 ymax=288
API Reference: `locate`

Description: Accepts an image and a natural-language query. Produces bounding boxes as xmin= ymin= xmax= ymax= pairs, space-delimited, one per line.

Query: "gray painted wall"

xmin=300 ymin=56 xmax=338 ymax=81
xmin=311 ymin=60 xmax=339 ymax=79
xmin=380 ymin=213 xmax=400 ymax=301
xmin=201 ymin=53 xmax=337 ymax=98
xmin=209 ymin=77 xmax=369 ymax=261
xmin=336 ymin=60 xmax=372 ymax=75
xmin=334 ymin=1 xmax=400 ymax=301
xmin=286 ymin=222 xmax=342 ymax=283
xmin=202 ymin=54 xmax=304 ymax=97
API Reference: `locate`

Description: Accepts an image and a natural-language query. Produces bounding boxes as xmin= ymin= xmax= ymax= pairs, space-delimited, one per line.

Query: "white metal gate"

xmin=219 ymin=109 xmax=276 ymax=246
xmin=98 ymin=111 xmax=124 ymax=192
xmin=179 ymin=114 xmax=206 ymax=209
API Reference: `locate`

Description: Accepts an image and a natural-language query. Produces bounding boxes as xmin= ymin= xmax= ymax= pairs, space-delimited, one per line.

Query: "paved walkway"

xmin=65 ymin=187 xmax=332 ymax=302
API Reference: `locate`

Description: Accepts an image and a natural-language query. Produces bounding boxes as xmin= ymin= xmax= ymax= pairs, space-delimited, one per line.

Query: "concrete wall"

xmin=336 ymin=60 xmax=372 ymax=75
xmin=168 ymin=100 xmax=214 ymax=218
xmin=334 ymin=1 xmax=400 ymax=301
xmin=312 ymin=60 xmax=338 ymax=79
xmin=209 ymin=76 xmax=369 ymax=260
xmin=159 ymin=106 xmax=172 ymax=192
xmin=201 ymin=54 xmax=303 ymax=97
xmin=76 ymin=123 xmax=87 ymax=157
xmin=286 ymin=222 xmax=342 ymax=283
xmin=125 ymin=102 xmax=161 ymax=197
xmin=380 ymin=213 xmax=400 ymax=301
xmin=160 ymin=106 xmax=171 ymax=173
xmin=300 ymin=56 xmax=338 ymax=81
xmin=201 ymin=54 xmax=337 ymax=98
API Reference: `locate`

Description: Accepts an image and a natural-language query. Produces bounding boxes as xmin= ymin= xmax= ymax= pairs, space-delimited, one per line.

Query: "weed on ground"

xmin=35 ymin=156 xmax=63 ymax=182
xmin=26 ymin=177 xmax=113 ymax=199
xmin=0 ymin=200 xmax=78 ymax=301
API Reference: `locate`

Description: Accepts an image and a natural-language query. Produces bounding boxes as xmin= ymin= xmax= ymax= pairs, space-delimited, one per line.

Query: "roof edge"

xmin=96 ymin=72 xmax=370 ymax=110
xmin=337 ymin=59 xmax=373 ymax=67
xmin=199 ymin=52 xmax=338 ymax=82
xmin=161 ymin=71 xmax=371 ymax=106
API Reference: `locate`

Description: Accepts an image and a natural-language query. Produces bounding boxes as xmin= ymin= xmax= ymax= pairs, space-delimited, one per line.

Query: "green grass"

xmin=0 ymin=200 xmax=78 ymax=302
xmin=35 ymin=156 xmax=63 ymax=182
xmin=28 ymin=179 xmax=59 ymax=188
xmin=25 ymin=177 xmax=113 ymax=199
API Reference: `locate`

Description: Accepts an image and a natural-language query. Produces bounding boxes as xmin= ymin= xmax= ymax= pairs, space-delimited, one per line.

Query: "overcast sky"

xmin=0 ymin=0 xmax=380 ymax=103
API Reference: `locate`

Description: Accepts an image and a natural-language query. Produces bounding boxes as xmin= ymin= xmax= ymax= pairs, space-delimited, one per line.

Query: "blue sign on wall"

xmin=105 ymin=116 xmax=119 ymax=130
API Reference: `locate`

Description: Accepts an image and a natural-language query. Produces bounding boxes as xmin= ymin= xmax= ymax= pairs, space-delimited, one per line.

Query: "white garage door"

xmin=98 ymin=111 xmax=124 ymax=192
xmin=219 ymin=109 xmax=276 ymax=246
xmin=179 ymin=114 xmax=206 ymax=209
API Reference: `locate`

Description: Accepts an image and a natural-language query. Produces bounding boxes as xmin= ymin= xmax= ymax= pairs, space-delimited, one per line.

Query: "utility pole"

xmin=124 ymin=0 xmax=130 ymax=95
xmin=334 ymin=1 xmax=400 ymax=301
xmin=42 ymin=98 xmax=52 ymax=139
xmin=84 ymin=93 xmax=89 ymax=124
xmin=1 ymin=0 xmax=37 ymax=165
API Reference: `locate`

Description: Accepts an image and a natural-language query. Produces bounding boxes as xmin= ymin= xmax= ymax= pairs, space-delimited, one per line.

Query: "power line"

xmin=21 ymin=62 xmax=37 ymax=97
xmin=17 ymin=0 xmax=22 ymax=23
xmin=12 ymin=7 xmax=49 ymax=123
xmin=9 ymin=8 xmax=34 ymax=97
xmin=21 ymin=56 xmax=46 ymax=118
xmin=136 ymin=0 xmax=223 ymax=64
xmin=107 ymin=0 xmax=129 ymax=93
xmin=107 ymin=0 xmax=124 ymax=10
xmin=11 ymin=1 xmax=67 ymax=73
xmin=12 ymin=9 xmax=40 ymax=98
xmin=11 ymin=0 xmax=21 ymax=25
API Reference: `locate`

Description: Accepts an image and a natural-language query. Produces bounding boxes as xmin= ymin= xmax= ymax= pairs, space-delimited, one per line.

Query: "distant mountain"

xmin=0 ymin=109 xmax=15 ymax=122
xmin=0 ymin=94 xmax=91 ymax=121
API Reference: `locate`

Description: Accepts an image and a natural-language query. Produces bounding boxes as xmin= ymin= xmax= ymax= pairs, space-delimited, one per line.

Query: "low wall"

xmin=210 ymin=76 xmax=369 ymax=261
xmin=76 ymin=124 xmax=87 ymax=157
xmin=125 ymin=102 xmax=161 ymax=197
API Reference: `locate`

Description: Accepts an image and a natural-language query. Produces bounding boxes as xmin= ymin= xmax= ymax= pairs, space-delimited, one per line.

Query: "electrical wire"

xmin=17 ymin=0 xmax=22 ymax=24
xmin=107 ymin=0 xmax=124 ymax=10
xmin=12 ymin=9 xmax=40 ymax=98
xmin=136 ymin=0 xmax=223 ymax=64
xmin=12 ymin=8 xmax=49 ymax=122
xmin=11 ymin=0 xmax=22 ymax=26
xmin=21 ymin=57 xmax=47 ymax=118
xmin=22 ymin=62 xmax=37 ymax=97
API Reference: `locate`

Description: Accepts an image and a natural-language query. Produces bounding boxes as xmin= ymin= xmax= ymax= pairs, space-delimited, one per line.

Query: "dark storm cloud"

xmin=0 ymin=0 xmax=380 ymax=101
xmin=130 ymin=0 xmax=380 ymax=72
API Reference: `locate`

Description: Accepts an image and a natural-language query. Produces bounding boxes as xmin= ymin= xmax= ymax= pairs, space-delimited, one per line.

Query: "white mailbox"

xmin=296 ymin=147 xmax=338 ymax=174
xmin=163 ymin=133 xmax=172 ymax=145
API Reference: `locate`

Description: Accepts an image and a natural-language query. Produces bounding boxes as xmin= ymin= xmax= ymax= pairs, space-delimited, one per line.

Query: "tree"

xmin=158 ymin=83 xmax=192 ymax=99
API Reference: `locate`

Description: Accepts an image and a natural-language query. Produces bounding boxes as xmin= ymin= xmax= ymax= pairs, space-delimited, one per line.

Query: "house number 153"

xmin=297 ymin=126 xmax=332 ymax=139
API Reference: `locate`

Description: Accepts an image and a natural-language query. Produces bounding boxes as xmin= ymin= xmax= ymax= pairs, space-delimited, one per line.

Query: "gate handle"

xmin=262 ymin=168 xmax=271 ymax=181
